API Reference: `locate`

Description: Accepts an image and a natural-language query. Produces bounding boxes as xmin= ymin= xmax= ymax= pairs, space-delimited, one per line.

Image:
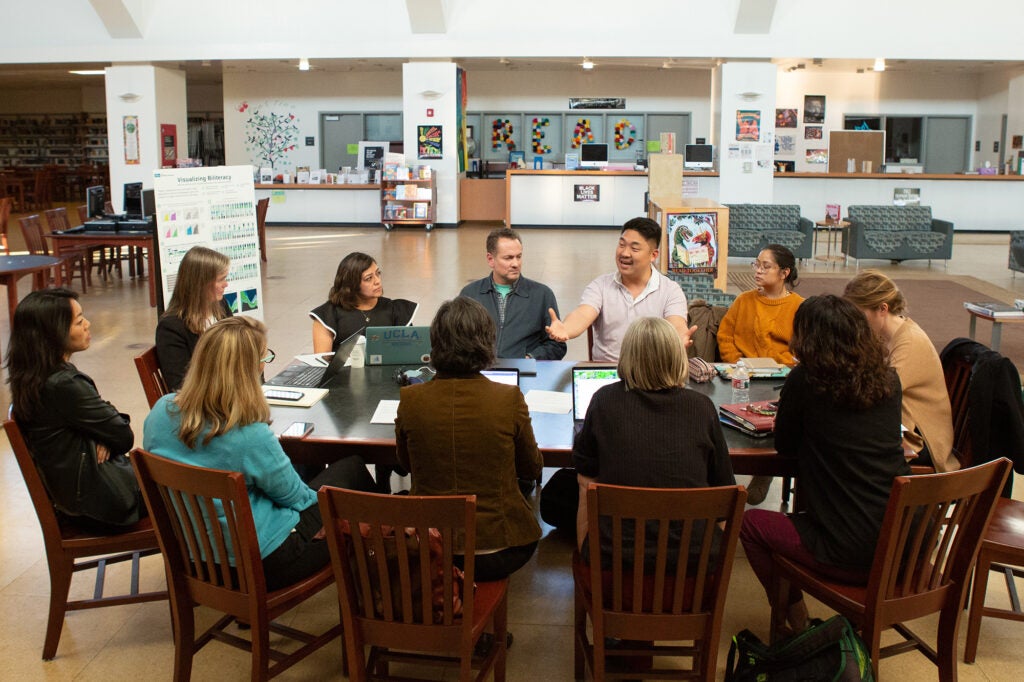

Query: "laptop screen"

xmin=572 ymin=366 xmax=619 ymax=420
xmin=481 ymin=368 xmax=519 ymax=386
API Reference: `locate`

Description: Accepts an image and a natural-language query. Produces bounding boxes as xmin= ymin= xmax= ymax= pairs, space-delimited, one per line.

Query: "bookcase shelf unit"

xmin=0 ymin=113 xmax=108 ymax=168
xmin=380 ymin=176 xmax=436 ymax=231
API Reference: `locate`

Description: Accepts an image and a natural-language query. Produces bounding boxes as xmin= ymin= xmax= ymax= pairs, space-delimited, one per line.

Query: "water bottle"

xmin=731 ymin=360 xmax=750 ymax=405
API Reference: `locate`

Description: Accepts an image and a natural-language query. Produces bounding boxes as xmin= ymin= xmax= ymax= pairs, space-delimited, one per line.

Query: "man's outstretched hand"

xmin=546 ymin=307 xmax=569 ymax=342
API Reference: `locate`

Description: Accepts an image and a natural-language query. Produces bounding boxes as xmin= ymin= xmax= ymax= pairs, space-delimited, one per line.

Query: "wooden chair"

xmin=23 ymin=168 xmax=53 ymax=210
xmin=18 ymin=214 xmax=89 ymax=292
xmin=770 ymin=458 xmax=1012 ymax=681
xmin=75 ymin=204 xmax=88 ymax=224
xmin=256 ymin=196 xmax=269 ymax=262
xmin=317 ymin=488 xmax=508 ymax=682
xmin=131 ymin=448 xmax=343 ymax=681
xmin=0 ymin=196 xmax=12 ymax=254
xmin=573 ymin=483 xmax=747 ymax=681
xmin=3 ymin=419 xmax=166 ymax=660
xmin=134 ymin=346 xmax=170 ymax=408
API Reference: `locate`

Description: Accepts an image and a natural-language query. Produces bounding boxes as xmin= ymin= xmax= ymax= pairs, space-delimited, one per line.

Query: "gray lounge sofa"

xmin=724 ymin=204 xmax=814 ymax=260
xmin=843 ymin=205 xmax=953 ymax=265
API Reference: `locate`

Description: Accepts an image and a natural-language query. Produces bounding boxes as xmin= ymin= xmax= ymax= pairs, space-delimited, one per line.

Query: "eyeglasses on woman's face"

xmin=261 ymin=349 xmax=276 ymax=364
xmin=751 ymin=260 xmax=778 ymax=272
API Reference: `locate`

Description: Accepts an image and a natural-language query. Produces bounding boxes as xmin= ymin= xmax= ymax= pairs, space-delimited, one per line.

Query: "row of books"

xmin=382 ymin=163 xmax=432 ymax=181
xmin=963 ymin=301 xmax=1024 ymax=318
xmin=383 ymin=203 xmax=430 ymax=220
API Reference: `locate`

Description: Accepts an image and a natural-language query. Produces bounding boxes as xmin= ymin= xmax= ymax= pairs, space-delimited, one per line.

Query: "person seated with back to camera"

xmin=309 ymin=251 xmax=416 ymax=492
xmin=8 ymin=288 xmax=146 ymax=534
xmin=143 ymin=316 xmax=377 ymax=591
xmin=574 ymin=316 xmax=736 ymax=552
xmin=309 ymin=251 xmax=417 ymax=354
xmin=156 ymin=245 xmax=232 ymax=391
xmin=716 ymin=244 xmax=804 ymax=506
xmin=843 ymin=269 xmax=957 ymax=472
xmin=395 ymin=297 xmax=543 ymax=582
xmin=460 ymin=227 xmax=566 ymax=360
xmin=739 ymin=295 xmax=909 ymax=635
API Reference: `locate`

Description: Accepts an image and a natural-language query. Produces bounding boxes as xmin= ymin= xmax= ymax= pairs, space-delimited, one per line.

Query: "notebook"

xmin=481 ymin=368 xmax=520 ymax=386
xmin=571 ymin=365 xmax=619 ymax=437
xmin=264 ymin=330 xmax=360 ymax=388
xmin=718 ymin=399 xmax=777 ymax=437
xmin=365 ymin=325 xmax=431 ymax=365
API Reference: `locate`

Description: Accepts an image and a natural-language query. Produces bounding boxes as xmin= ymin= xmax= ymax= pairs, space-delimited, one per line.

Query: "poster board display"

xmin=666 ymin=212 xmax=719 ymax=277
xmin=152 ymin=165 xmax=264 ymax=320
xmin=828 ymin=130 xmax=884 ymax=174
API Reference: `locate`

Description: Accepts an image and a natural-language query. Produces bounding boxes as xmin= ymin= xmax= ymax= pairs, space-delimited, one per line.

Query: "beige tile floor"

xmin=0 ymin=212 xmax=1022 ymax=680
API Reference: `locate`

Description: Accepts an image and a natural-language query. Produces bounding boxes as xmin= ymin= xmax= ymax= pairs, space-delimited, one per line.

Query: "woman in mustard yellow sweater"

xmin=718 ymin=244 xmax=804 ymax=366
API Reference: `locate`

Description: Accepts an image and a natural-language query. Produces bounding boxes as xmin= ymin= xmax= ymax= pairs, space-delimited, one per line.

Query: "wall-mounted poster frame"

xmin=417 ymin=125 xmax=442 ymax=159
xmin=123 ymin=115 xmax=140 ymax=165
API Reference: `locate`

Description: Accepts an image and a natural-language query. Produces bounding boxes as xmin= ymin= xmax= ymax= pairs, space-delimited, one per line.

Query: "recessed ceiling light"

xmin=873 ymin=58 xmax=886 ymax=72
xmin=69 ymin=70 xmax=105 ymax=76
xmin=581 ymin=58 xmax=595 ymax=70
xmin=298 ymin=58 xmax=310 ymax=71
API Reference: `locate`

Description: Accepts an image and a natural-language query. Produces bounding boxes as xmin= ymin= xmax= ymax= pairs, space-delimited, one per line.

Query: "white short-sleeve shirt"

xmin=580 ymin=267 xmax=688 ymax=361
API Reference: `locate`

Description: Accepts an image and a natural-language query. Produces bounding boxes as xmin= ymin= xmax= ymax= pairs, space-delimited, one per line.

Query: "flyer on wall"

xmin=152 ymin=165 xmax=264 ymax=320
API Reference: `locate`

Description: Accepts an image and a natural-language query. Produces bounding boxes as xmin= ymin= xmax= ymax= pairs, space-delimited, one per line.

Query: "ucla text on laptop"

xmin=365 ymin=325 xmax=432 ymax=366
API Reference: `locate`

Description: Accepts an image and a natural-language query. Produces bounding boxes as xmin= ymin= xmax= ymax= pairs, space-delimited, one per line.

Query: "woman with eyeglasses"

xmin=716 ymin=244 xmax=803 ymax=504
xmin=156 ymin=245 xmax=232 ymax=391
xmin=717 ymin=244 xmax=803 ymax=367
xmin=143 ymin=316 xmax=376 ymax=590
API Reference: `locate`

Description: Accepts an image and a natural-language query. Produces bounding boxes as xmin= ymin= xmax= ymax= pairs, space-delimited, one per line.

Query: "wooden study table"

xmin=48 ymin=231 xmax=157 ymax=307
xmin=0 ymin=254 xmax=61 ymax=355
xmin=269 ymin=360 xmax=794 ymax=477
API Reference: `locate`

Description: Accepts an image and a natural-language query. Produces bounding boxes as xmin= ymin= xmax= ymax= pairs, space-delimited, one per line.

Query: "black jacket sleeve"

xmin=155 ymin=315 xmax=196 ymax=391
xmin=52 ymin=371 xmax=135 ymax=456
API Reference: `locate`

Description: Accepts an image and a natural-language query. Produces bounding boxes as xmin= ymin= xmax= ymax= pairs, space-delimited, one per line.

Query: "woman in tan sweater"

xmin=844 ymin=270 xmax=957 ymax=471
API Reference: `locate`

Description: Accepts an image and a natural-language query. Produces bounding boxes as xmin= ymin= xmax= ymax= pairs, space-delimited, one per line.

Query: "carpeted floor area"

xmin=727 ymin=271 xmax=1024 ymax=374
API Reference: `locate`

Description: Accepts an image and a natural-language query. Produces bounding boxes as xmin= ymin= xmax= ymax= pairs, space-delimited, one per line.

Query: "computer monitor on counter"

xmin=580 ymin=143 xmax=609 ymax=168
xmin=684 ymin=144 xmax=714 ymax=170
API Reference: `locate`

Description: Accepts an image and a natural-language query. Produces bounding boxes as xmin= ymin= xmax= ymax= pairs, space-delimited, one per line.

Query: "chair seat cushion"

xmin=729 ymin=229 xmax=762 ymax=252
xmin=903 ymin=231 xmax=946 ymax=254
xmin=863 ymin=232 xmax=905 ymax=255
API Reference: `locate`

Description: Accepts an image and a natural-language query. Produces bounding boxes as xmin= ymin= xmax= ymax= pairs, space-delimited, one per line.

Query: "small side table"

xmin=813 ymin=220 xmax=851 ymax=267
xmin=966 ymin=307 xmax=1024 ymax=352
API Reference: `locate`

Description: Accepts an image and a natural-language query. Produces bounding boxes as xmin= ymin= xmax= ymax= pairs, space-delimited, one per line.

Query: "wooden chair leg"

xmin=964 ymin=548 xmax=993 ymax=663
xmin=42 ymin=558 xmax=75 ymax=660
xmin=170 ymin=601 xmax=196 ymax=682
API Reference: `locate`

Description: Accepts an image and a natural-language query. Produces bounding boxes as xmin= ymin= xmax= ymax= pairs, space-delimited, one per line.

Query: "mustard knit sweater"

xmin=716 ymin=289 xmax=804 ymax=366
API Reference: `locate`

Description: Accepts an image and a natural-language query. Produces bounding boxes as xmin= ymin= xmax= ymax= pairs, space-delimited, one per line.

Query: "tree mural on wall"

xmin=239 ymin=100 xmax=299 ymax=169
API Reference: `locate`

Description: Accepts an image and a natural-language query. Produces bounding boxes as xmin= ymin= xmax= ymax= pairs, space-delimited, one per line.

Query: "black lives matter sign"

xmin=574 ymin=184 xmax=600 ymax=202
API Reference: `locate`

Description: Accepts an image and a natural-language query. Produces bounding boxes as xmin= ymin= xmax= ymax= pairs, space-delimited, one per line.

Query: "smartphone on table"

xmin=280 ymin=421 xmax=314 ymax=439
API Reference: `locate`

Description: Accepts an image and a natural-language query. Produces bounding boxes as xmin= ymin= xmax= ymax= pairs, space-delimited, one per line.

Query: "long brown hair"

xmin=163 ymin=246 xmax=230 ymax=334
xmin=174 ymin=316 xmax=270 ymax=448
xmin=328 ymin=252 xmax=377 ymax=309
xmin=790 ymin=295 xmax=894 ymax=409
xmin=6 ymin=288 xmax=78 ymax=421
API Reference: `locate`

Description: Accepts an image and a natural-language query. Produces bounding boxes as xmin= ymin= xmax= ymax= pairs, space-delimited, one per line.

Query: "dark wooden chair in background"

xmin=0 ymin=196 xmax=12 ymax=254
xmin=3 ymin=419 xmax=165 ymax=660
xmin=134 ymin=346 xmax=170 ymax=408
xmin=23 ymin=168 xmax=54 ymax=211
xmin=256 ymin=196 xmax=269 ymax=262
xmin=18 ymin=214 xmax=89 ymax=292
xmin=770 ymin=458 xmax=1012 ymax=681
xmin=573 ymin=483 xmax=747 ymax=681
xmin=131 ymin=449 xmax=343 ymax=681
xmin=318 ymin=488 xmax=508 ymax=682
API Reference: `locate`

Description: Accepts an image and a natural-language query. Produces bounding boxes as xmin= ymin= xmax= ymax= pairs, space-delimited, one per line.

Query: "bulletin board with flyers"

xmin=152 ymin=165 xmax=264 ymax=320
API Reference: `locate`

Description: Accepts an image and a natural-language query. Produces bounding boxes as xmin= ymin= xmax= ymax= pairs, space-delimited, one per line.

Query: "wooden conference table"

xmin=270 ymin=360 xmax=795 ymax=477
xmin=48 ymin=231 xmax=157 ymax=307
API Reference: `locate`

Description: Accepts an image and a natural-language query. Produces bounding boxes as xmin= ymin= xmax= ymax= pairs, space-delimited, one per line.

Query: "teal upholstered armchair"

xmin=844 ymin=205 xmax=953 ymax=265
xmin=724 ymin=204 xmax=814 ymax=260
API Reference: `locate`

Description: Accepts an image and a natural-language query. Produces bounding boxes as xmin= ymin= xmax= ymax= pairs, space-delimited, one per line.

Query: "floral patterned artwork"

xmin=240 ymin=100 xmax=300 ymax=169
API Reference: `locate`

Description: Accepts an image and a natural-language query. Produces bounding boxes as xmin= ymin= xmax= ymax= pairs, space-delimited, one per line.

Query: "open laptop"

xmin=481 ymin=368 xmax=520 ymax=386
xmin=492 ymin=357 xmax=537 ymax=376
xmin=365 ymin=325 xmax=431 ymax=366
xmin=264 ymin=330 xmax=360 ymax=388
xmin=571 ymin=365 xmax=619 ymax=437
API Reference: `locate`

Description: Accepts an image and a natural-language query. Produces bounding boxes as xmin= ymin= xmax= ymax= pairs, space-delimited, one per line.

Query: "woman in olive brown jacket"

xmin=396 ymin=297 xmax=542 ymax=581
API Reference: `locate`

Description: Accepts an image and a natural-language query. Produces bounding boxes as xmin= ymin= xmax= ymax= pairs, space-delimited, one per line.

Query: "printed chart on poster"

xmin=152 ymin=165 xmax=264 ymax=319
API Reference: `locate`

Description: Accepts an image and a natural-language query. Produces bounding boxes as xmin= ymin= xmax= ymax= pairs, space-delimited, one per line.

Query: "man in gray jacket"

xmin=460 ymin=228 xmax=567 ymax=360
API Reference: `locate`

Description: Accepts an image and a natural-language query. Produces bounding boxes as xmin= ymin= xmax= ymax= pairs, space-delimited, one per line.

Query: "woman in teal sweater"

xmin=143 ymin=316 xmax=375 ymax=590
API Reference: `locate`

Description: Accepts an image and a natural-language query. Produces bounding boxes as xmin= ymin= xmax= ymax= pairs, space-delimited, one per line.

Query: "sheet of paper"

xmin=371 ymin=399 xmax=400 ymax=424
xmin=524 ymin=389 xmax=572 ymax=414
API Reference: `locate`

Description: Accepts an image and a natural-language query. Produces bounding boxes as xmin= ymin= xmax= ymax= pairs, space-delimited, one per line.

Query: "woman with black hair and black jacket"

xmin=7 ymin=288 xmax=144 ymax=533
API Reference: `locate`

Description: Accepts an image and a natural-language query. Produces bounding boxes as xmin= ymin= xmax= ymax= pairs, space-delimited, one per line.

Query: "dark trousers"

xmin=454 ymin=541 xmax=538 ymax=582
xmin=261 ymin=455 xmax=376 ymax=591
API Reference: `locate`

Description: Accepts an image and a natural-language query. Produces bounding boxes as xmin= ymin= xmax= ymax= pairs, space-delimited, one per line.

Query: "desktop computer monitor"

xmin=123 ymin=182 xmax=143 ymax=218
xmin=86 ymin=185 xmax=105 ymax=219
xmin=684 ymin=144 xmax=714 ymax=170
xmin=580 ymin=143 xmax=609 ymax=169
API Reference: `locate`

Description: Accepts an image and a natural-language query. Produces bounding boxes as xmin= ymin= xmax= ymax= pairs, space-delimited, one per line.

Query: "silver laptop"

xmin=264 ymin=330 xmax=360 ymax=388
xmin=365 ymin=325 xmax=431 ymax=366
xmin=571 ymin=365 xmax=619 ymax=436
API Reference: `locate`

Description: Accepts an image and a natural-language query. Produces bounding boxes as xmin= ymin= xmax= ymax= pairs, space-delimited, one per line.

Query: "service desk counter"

xmin=254 ymin=183 xmax=381 ymax=226
xmin=505 ymin=169 xmax=649 ymax=228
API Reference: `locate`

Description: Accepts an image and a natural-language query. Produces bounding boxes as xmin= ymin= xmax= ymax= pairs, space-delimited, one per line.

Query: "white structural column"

xmin=402 ymin=61 xmax=460 ymax=226
xmin=104 ymin=65 xmax=187 ymax=210
xmin=717 ymin=62 xmax=778 ymax=205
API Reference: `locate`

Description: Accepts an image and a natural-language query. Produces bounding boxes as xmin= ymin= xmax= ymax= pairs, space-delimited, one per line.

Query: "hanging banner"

xmin=160 ymin=123 xmax=177 ymax=168
xmin=123 ymin=115 xmax=140 ymax=165
xmin=151 ymin=165 xmax=264 ymax=320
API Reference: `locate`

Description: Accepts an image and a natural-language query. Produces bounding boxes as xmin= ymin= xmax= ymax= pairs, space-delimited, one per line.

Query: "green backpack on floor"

xmin=725 ymin=615 xmax=874 ymax=682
